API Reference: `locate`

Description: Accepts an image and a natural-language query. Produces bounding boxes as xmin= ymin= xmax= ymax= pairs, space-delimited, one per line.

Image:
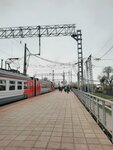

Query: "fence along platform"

xmin=0 ymin=91 xmax=112 ymax=149
xmin=72 ymin=88 xmax=113 ymax=143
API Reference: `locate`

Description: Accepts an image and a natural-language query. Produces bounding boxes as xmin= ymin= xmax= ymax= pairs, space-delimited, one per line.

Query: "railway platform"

xmin=0 ymin=91 xmax=113 ymax=150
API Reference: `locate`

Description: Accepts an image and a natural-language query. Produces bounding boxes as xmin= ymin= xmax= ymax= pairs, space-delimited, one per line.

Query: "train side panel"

xmin=36 ymin=80 xmax=41 ymax=96
xmin=40 ymin=80 xmax=54 ymax=94
xmin=0 ymin=77 xmax=26 ymax=105
xmin=0 ymin=69 xmax=54 ymax=106
xmin=24 ymin=80 xmax=34 ymax=98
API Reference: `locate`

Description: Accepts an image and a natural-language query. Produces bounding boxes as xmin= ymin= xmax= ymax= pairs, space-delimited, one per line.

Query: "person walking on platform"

xmin=58 ymin=86 xmax=62 ymax=92
xmin=58 ymin=86 xmax=61 ymax=91
xmin=66 ymin=85 xmax=70 ymax=93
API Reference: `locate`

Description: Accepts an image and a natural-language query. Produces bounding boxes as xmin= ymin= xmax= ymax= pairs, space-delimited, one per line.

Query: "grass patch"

xmin=95 ymin=92 xmax=113 ymax=101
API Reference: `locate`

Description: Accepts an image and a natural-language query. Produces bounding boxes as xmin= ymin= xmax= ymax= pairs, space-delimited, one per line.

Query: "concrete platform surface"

xmin=0 ymin=91 xmax=113 ymax=150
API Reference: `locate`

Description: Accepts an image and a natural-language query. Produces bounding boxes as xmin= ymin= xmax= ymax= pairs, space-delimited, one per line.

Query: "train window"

xmin=10 ymin=81 xmax=15 ymax=84
xmin=0 ymin=80 xmax=6 ymax=84
xmin=9 ymin=80 xmax=15 ymax=90
xmin=18 ymin=81 xmax=22 ymax=84
xmin=0 ymin=80 xmax=6 ymax=91
xmin=41 ymin=82 xmax=47 ymax=88
xmin=9 ymin=85 xmax=15 ymax=90
xmin=24 ymin=82 xmax=27 ymax=89
xmin=17 ymin=81 xmax=22 ymax=90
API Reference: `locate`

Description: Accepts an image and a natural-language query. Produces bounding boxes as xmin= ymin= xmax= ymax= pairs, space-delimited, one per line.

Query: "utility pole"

xmin=85 ymin=55 xmax=93 ymax=93
xmin=70 ymin=70 xmax=72 ymax=83
xmin=68 ymin=71 xmax=70 ymax=84
xmin=83 ymin=69 xmax=86 ymax=92
xmin=38 ymin=26 xmax=41 ymax=55
xmin=63 ymin=71 xmax=65 ymax=86
xmin=23 ymin=43 xmax=27 ymax=75
xmin=88 ymin=55 xmax=93 ymax=93
xmin=52 ymin=70 xmax=54 ymax=82
xmin=1 ymin=59 xmax=3 ymax=69
xmin=71 ymin=30 xmax=83 ymax=90
xmin=85 ymin=60 xmax=89 ymax=92
xmin=68 ymin=70 xmax=72 ymax=84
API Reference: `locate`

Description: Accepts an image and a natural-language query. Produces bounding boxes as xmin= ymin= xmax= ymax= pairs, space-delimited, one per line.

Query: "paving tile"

xmin=41 ymin=132 xmax=52 ymax=136
xmin=83 ymin=129 xmax=94 ymax=134
xmin=8 ymin=141 xmax=23 ymax=147
xmin=53 ymin=128 xmax=62 ymax=132
xmin=38 ymin=136 xmax=50 ymax=142
xmin=99 ymin=139 xmax=112 ymax=145
xmin=43 ymin=128 xmax=53 ymax=132
xmin=0 ymin=140 xmax=11 ymax=146
xmin=63 ymin=128 xmax=73 ymax=132
xmin=0 ymin=135 xmax=6 ymax=140
xmin=74 ymin=137 xmax=86 ymax=144
xmin=86 ymin=138 xmax=100 ymax=144
xmin=88 ymin=144 xmax=103 ymax=150
xmin=51 ymin=132 xmax=62 ymax=137
xmin=62 ymin=132 xmax=73 ymax=137
xmin=32 ymin=148 xmax=45 ymax=150
xmin=85 ymin=133 xmax=96 ymax=138
xmin=49 ymin=136 xmax=61 ymax=142
xmin=34 ymin=141 xmax=48 ymax=148
xmin=18 ymin=148 xmax=32 ymax=150
xmin=15 ymin=136 xmax=27 ymax=141
xmin=74 ymin=132 xmax=84 ymax=138
xmin=75 ymin=144 xmax=89 ymax=150
xmin=34 ymin=127 xmax=43 ymax=131
xmin=96 ymin=133 xmax=108 ymax=139
xmin=4 ymin=147 xmax=18 ymax=150
xmin=61 ymin=142 xmax=75 ymax=150
xmin=25 ymin=136 xmax=38 ymax=141
xmin=0 ymin=147 xmax=4 ymax=150
xmin=21 ymin=141 xmax=35 ymax=148
xmin=62 ymin=137 xmax=74 ymax=143
xmin=4 ymin=135 xmax=17 ymax=140
xmin=20 ymin=131 xmax=32 ymax=136
xmin=47 ymin=142 xmax=60 ymax=149
xmin=102 ymin=145 xmax=113 ymax=150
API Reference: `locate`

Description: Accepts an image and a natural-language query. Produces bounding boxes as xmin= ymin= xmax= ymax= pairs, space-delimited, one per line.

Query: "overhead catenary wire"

xmin=93 ymin=58 xmax=113 ymax=61
xmin=93 ymin=35 xmax=113 ymax=57
xmin=31 ymin=53 xmax=77 ymax=66
xmin=99 ymin=46 xmax=113 ymax=59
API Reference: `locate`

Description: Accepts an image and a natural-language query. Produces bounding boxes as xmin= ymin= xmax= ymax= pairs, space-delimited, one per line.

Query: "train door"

xmin=36 ymin=79 xmax=40 ymax=95
xmin=34 ymin=78 xmax=37 ymax=96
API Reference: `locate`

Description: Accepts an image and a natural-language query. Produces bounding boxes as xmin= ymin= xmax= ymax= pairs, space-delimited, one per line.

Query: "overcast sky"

xmin=0 ymin=0 xmax=113 ymax=83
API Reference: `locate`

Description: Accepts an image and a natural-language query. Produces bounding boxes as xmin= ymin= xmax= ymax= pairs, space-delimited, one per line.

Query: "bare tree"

xmin=99 ymin=66 xmax=113 ymax=86
xmin=103 ymin=66 xmax=113 ymax=79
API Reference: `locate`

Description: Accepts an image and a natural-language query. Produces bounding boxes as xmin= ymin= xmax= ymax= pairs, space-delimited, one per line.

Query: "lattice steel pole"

xmin=23 ymin=43 xmax=27 ymax=75
xmin=88 ymin=55 xmax=93 ymax=93
xmin=52 ymin=70 xmax=54 ymax=82
xmin=85 ymin=60 xmax=89 ymax=92
xmin=71 ymin=30 xmax=83 ymax=90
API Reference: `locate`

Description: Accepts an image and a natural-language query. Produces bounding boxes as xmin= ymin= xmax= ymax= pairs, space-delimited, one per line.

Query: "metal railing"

xmin=72 ymin=88 xmax=113 ymax=143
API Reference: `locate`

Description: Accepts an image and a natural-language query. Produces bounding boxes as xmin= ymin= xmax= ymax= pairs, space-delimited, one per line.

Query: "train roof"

xmin=0 ymin=69 xmax=30 ymax=80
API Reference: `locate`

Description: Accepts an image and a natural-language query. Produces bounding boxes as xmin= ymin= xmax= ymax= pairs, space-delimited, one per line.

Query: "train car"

xmin=0 ymin=69 xmax=54 ymax=106
xmin=40 ymin=79 xmax=54 ymax=94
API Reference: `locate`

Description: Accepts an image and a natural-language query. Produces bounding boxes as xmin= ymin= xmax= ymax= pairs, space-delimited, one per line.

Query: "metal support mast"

xmin=85 ymin=60 xmax=89 ymax=92
xmin=63 ymin=72 xmax=65 ymax=86
xmin=52 ymin=70 xmax=54 ymax=82
xmin=88 ymin=55 xmax=93 ymax=93
xmin=23 ymin=43 xmax=27 ymax=75
xmin=85 ymin=55 xmax=93 ymax=93
xmin=71 ymin=30 xmax=83 ymax=89
xmin=1 ymin=59 xmax=3 ymax=69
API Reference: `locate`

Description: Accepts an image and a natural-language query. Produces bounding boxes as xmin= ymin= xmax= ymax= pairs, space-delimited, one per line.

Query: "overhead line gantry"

xmin=0 ymin=24 xmax=83 ymax=89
